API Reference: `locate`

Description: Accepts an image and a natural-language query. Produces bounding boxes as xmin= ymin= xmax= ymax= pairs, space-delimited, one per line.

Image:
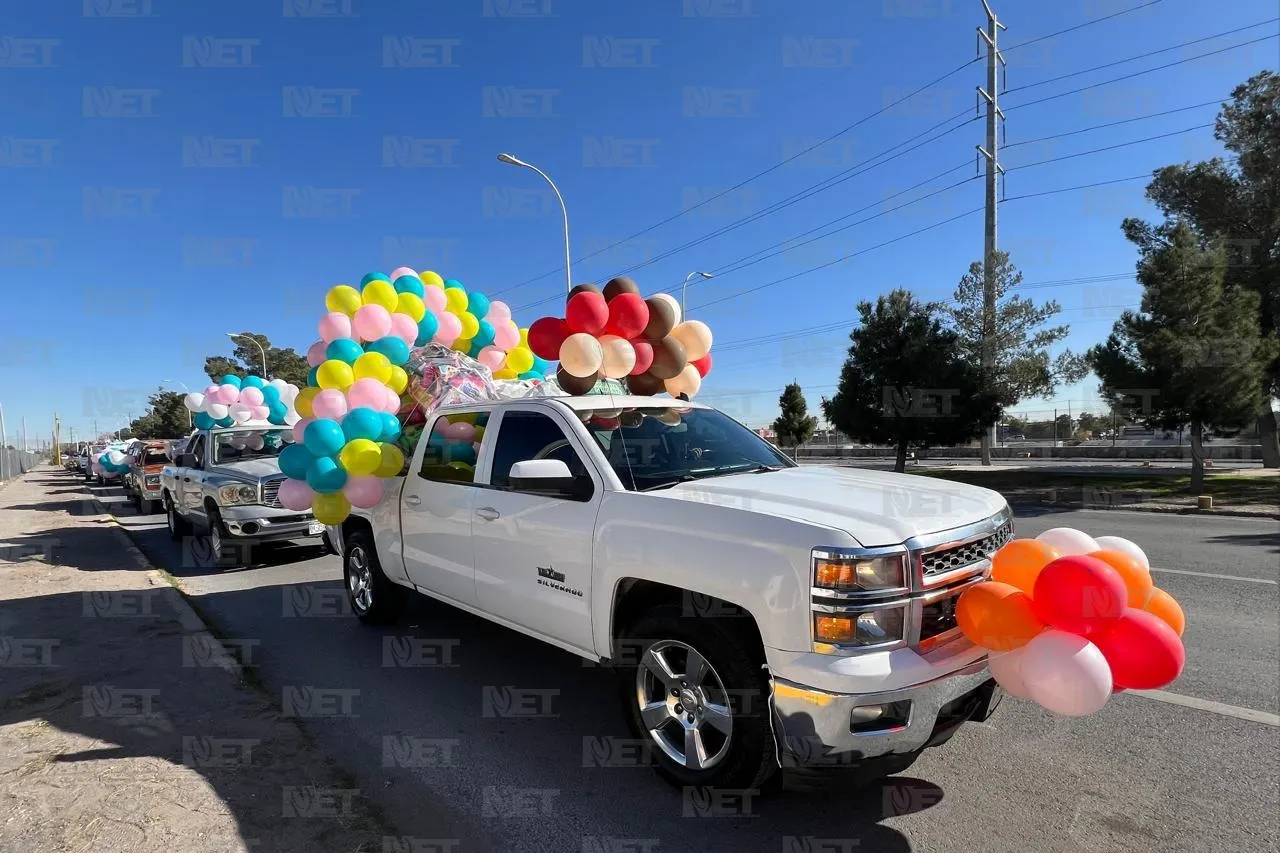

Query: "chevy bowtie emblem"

xmin=537 ymin=566 xmax=565 ymax=583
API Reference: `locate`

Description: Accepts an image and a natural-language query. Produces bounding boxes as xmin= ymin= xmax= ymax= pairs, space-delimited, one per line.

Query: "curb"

xmin=1006 ymin=497 xmax=1279 ymax=520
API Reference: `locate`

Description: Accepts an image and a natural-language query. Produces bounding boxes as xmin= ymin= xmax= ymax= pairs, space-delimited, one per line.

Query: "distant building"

xmin=755 ymin=427 xmax=776 ymax=441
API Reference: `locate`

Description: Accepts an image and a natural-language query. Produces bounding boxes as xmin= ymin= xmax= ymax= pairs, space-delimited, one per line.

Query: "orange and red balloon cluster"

xmin=526 ymin=277 xmax=714 ymax=397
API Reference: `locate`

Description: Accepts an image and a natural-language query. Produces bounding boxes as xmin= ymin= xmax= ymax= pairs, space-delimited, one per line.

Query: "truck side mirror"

xmin=508 ymin=459 xmax=592 ymax=501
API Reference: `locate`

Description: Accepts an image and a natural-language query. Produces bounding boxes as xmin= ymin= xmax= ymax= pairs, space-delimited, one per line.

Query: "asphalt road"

xmin=799 ymin=457 xmax=1265 ymax=472
xmin=86 ymin=477 xmax=1279 ymax=853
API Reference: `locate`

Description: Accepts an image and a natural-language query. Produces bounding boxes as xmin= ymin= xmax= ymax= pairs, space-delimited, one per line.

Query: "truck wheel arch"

xmin=609 ymin=578 xmax=767 ymax=668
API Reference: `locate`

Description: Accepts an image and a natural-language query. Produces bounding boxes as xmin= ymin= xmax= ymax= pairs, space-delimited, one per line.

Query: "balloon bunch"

xmin=525 ymin=277 xmax=714 ymax=398
xmin=956 ymin=528 xmax=1186 ymax=717
xmin=184 ymin=374 xmax=300 ymax=430
xmin=95 ymin=447 xmax=129 ymax=478
xmin=422 ymin=412 xmax=489 ymax=482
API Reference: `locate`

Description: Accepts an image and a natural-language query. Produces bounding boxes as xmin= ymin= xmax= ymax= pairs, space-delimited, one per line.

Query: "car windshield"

xmin=580 ymin=406 xmax=794 ymax=491
xmin=212 ymin=430 xmax=287 ymax=463
xmin=143 ymin=450 xmax=169 ymax=465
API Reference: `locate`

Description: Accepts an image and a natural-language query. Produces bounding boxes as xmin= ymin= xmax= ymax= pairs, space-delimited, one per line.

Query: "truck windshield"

xmin=212 ymin=430 xmax=287 ymax=464
xmin=581 ymin=406 xmax=795 ymax=491
xmin=143 ymin=450 xmax=169 ymax=465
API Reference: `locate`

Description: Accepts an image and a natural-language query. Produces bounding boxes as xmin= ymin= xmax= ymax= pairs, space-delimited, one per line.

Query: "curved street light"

xmin=226 ymin=333 xmax=268 ymax=378
xmin=681 ymin=271 xmax=714 ymax=317
xmin=164 ymin=379 xmax=192 ymax=427
xmin=497 ymin=153 xmax=572 ymax=297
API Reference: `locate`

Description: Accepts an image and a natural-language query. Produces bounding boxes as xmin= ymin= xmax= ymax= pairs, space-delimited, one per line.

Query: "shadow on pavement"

xmin=1206 ymin=531 xmax=1280 ymax=553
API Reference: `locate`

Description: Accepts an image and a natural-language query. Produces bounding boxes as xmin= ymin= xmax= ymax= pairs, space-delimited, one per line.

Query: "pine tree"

xmin=772 ymin=383 xmax=817 ymax=455
xmin=205 ymin=333 xmax=310 ymax=386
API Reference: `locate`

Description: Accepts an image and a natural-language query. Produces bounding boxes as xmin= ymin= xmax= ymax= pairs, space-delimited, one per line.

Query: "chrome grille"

xmin=262 ymin=478 xmax=284 ymax=509
xmin=921 ymin=521 xmax=1014 ymax=578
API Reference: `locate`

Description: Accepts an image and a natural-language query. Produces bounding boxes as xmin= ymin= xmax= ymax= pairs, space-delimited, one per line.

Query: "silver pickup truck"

xmin=160 ymin=425 xmax=325 ymax=566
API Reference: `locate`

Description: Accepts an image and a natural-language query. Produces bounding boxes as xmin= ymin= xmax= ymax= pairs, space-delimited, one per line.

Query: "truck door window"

xmin=186 ymin=435 xmax=205 ymax=467
xmin=489 ymin=411 xmax=588 ymax=490
xmin=418 ymin=411 xmax=490 ymax=485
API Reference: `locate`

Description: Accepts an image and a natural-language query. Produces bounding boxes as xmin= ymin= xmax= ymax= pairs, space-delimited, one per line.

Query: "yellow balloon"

xmin=353 ymin=351 xmax=392 ymax=384
xmin=519 ymin=327 xmax=530 ymax=347
xmin=295 ymin=386 xmax=320 ymax=417
xmin=448 ymin=412 xmax=477 ymax=425
xmin=375 ymin=442 xmax=405 ymax=477
xmin=458 ymin=312 xmax=480 ymax=339
xmin=420 ymin=270 xmax=445 ymax=289
xmin=493 ymin=367 xmax=517 ymax=380
xmin=387 ymin=364 xmax=409 ymax=394
xmin=452 ymin=337 xmax=472 ymax=353
xmin=362 ymin=280 xmax=399 ymax=311
xmin=472 ymin=425 xmax=486 ymax=442
xmin=311 ymin=492 xmax=351 ymax=525
xmin=445 ymin=287 xmax=469 ymax=313
xmin=316 ymin=359 xmax=355 ymax=390
xmin=340 ymin=438 xmax=383 ymax=476
xmin=506 ymin=346 xmax=535 ymax=373
xmin=395 ymin=292 xmax=426 ymax=322
xmin=325 ymin=285 xmax=362 ymax=316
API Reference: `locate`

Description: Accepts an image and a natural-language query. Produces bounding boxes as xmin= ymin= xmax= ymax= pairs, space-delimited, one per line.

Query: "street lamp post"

xmin=497 ymin=153 xmax=572 ymax=297
xmin=164 ymin=379 xmax=193 ymax=427
xmin=227 ymin=333 xmax=268 ymax=378
xmin=680 ymin=271 xmax=714 ymax=317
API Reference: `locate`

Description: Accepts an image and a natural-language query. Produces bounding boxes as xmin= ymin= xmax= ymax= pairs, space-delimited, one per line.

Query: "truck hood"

xmin=655 ymin=465 xmax=1007 ymax=547
xmin=207 ymin=459 xmax=283 ymax=481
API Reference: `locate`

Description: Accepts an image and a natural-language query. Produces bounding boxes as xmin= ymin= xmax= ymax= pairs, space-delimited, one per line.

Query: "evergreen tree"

xmin=205 ymin=332 xmax=310 ymax=387
xmin=772 ymin=382 xmax=817 ymax=454
xmin=128 ymin=390 xmax=194 ymax=439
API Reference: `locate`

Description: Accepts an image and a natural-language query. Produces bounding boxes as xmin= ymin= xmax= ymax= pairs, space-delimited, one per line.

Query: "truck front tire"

xmin=166 ymin=494 xmax=192 ymax=540
xmin=344 ymin=529 xmax=401 ymax=625
xmin=617 ymin=606 xmax=778 ymax=793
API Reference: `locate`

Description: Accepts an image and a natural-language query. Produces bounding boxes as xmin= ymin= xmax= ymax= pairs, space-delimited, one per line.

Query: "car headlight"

xmin=814 ymin=606 xmax=907 ymax=647
xmin=812 ymin=549 xmax=907 ymax=593
xmin=144 ymin=475 xmax=161 ymax=486
xmin=218 ymin=484 xmax=259 ymax=505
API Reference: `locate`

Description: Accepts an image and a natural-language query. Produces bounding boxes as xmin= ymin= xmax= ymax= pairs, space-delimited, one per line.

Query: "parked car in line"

xmin=121 ymin=439 xmax=171 ymax=514
xmin=329 ymin=395 xmax=1010 ymax=791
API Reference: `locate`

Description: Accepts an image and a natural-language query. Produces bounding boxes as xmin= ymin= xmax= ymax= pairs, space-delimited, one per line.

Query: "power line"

xmin=999 ymin=0 xmax=1165 ymax=54
xmin=1004 ymin=100 xmax=1223 ymax=148
xmin=1005 ymin=123 xmax=1214 ymax=172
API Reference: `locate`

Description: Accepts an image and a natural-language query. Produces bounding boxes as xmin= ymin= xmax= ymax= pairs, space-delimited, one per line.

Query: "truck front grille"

xmin=262 ymin=478 xmax=284 ymax=509
xmin=921 ymin=521 xmax=1014 ymax=579
xmin=920 ymin=592 xmax=962 ymax=643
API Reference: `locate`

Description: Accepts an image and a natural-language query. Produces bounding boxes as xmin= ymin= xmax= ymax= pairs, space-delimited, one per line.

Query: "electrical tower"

xmin=976 ymin=0 xmax=1006 ymax=465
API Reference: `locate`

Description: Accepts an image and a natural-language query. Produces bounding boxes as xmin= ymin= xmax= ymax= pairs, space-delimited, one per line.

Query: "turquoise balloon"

xmin=262 ymin=385 xmax=281 ymax=404
xmin=267 ymin=401 xmax=288 ymax=424
xmin=468 ymin=291 xmax=490 ymax=319
xmin=367 ymin=336 xmax=410 ymax=365
xmin=518 ymin=370 xmax=540 ymax=381
xmin=415 ymin=312 xmax=439 ymax=346
xmin=360 ymin=271 xmax=390 ymax=286
xmin=341 ymin=407 xmax=382 ymax=443
xmin=307 ymin=366 xmax=319 ymax=387
xmin=304 ymin=418 xmax=345 ymax=457
xmin=467 ymin=340 xmax=485 ymax=359
xmin=216 ymin=416 xmax=234 ymax=427
xmin=379 ymin=412 xmax=401 ymax=442
xmin=220 ymin=374 xmax=242 ymax=389
xmin=473 ymin=320 xmax=496 ymax=348
xmin=446 ymin=442 xmax=476 ymax=466
xmin=306 ymin=456 xmax=348 ymax=494
xmin=242 ymin=375 xmax=265 ymax=389
xmin=444 ymin=278 xmax=464 ymax=290
xmin=531 ymin=356 xmax=551 ymax=375
xmin=279 ymin=444 xmax=315 ymax=480
xmin=393 ymin=275 xmax=424 ymax=297
xmin=194 ymin=412 xmax=215 ymax=429
xmin=326 ymin=338 xmax=364 ymax=364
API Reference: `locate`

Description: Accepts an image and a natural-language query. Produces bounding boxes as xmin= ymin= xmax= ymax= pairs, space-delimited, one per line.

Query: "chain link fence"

xmin=0 ymin=448 xmax=42 ymax=484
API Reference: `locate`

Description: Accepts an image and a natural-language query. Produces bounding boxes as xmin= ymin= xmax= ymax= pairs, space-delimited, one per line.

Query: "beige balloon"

xmin=649 ymin=293 xmax=682 ymax=328
xmin=598 ymin=335 xmax=637 ymax=379
xmin=559 ymin=333 xmax=604 ymax=378
xmin=664 ymin=364 xmax=702 ymax=399
xmin=670 ymin=320 xmax=713 ymax=361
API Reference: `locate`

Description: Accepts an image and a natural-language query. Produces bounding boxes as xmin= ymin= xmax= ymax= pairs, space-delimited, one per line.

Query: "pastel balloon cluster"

xmin=423 ymin=412 xmax=488 ymax=482
xmin=96 ymin=447 xmax=129 ymax=477
xmin=184 ymin=374 xmax=301 ymax=430
xmin=956 ymin=528 xmax=1186 ymax=717
xmin=525 ymin=277 xmax=714 ymax=398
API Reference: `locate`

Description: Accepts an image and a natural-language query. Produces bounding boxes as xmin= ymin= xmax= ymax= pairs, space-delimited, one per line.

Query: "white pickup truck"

xmin=330 ymin=395 xmax=1013 ymax=790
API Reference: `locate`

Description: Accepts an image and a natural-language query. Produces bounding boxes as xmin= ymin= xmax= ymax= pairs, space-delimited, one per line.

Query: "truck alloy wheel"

xmin=636 ymin=639 xmax=734 ymax=771
xmin=347 ymin=545 xmax=375 ymax=614
xmin=343 ymin=530 xmax=401 ymax=625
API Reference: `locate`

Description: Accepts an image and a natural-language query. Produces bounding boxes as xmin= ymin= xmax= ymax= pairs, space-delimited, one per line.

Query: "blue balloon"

xmin=473 ymin=320 xmax=496 ymax=348
xmin=216 ymin=416 xmax=235 ymax=427
xmin=531 ymin=356 xmax=551 ymax=375
xmin=306 ymin=456 xmax=348 ymax=494
xmin=326 ymin=338 xmax=364 ymax=364
xmin=467 ymin=340 xmax=485 ymax=359
xmin=262 ymin=385 xmax=281 ymax=403
xmin=194 ymin=412 xmax=215 ymax=430
xmin=268 ymin=401 xmax=288 ymax=422
xmin=304 ymin=418 xmax=346 ymax=457
xmin=360 ymin=271 xmax=390 ymax=286
xmin=444 ymin=278 xmax=464 ymax=290
xmin=415 ymin=312 xmax=439 ymax=347
xmin=366 ymin=336 xmax=410 ymax=365
xmin=518 ymin=370 xmax=541 ymax=381
xmin=446 ymin=442 xmax=476 ymax=466
xmin=393 ymin=275 xmax=424 ymax=297
xmin=379 ymin=412 xmax=402 ymax=442
xmin=307 ymin=366 xmax=319 ymax=387
xmin=242 ymin=375 xmax=265 ymax=389
xmin=220 ymin=374 xmax=243 ymax=389
xmin=468 ymin=291 xmax=490 ymax=319
xmin=279 ymin=444 xmax=315 ymax=480
xmin=341 ymin=407 xmax=383 ymax=443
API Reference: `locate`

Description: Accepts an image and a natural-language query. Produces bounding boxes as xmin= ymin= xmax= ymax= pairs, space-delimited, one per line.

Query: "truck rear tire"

xmin=343 ymin=529 xmax=401 ymax=625
xmin=617 ymin=606 xmax=778 ymax=793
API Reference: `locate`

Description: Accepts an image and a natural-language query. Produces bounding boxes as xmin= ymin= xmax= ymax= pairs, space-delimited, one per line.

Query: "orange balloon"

xmin=991 ymin=538 xmax=1061 ymax=594
xmin=1143 ymin=587 xmax=1185 ymax=637
xmin=955 ymin=581 xmax=1046 ymax=652
xmin=1089 ymin=549 xmax=1154 ymax=608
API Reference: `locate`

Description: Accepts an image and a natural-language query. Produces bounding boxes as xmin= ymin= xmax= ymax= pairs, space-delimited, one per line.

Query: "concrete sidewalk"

xmin=0 ymin=467 xmax=391 ymax=852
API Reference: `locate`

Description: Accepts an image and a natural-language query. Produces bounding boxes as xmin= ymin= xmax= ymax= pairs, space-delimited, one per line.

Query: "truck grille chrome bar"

xmin=261 ymin=477 xmax=284 ymax=509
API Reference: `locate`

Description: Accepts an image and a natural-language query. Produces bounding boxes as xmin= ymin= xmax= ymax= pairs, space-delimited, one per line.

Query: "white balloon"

xmin=1094 ymin=535 xmax=1149 ymax=571
xmin=269 ymin=378 xmax=289 ymax=390
xmin=206 ymin=403 xmax=230 ymax=419
xmin=1019 ymin=629 xmax=1112 ymax=717
xmin=988 ymin=649 xmax=1032 ymax=699
xmin=1036 ymin=527 xmax=1099 ymax=557
xmin=650 ymin=292 xmax=682 ymax=327
xmin=184 ymin=392 xmax=205 ymax=412
xmin=245 ymin=433 xmax=265 ymax=450
xmin=229 ymin=402 xmax=254 ymax=424
xmin=107 ymin=450 xmax=126 ymax=465
xmin=284 ymin=410 xmax=301 ymax=426
xmin=230 ymin=436 xmax=247 ymax=450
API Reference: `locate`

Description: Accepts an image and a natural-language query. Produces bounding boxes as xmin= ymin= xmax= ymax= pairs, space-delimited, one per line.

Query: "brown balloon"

xmin=626 ymin=371 xmax=666 ymax=396
xmin=568 ymin=283 xmax=602 ymax=303
xmin=557 ymin=367 xmax=599 ymax=395
xmin=642 ymin=297 xmax=677 ymax=339
xmin=647 ymin=336 xmax=688 ymax=380
xmin=603 ymin=276 xmax=640 ymax=302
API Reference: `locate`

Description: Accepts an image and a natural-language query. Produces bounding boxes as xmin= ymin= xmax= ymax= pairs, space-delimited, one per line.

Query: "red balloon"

xmin=1032 ymin=555 xmax=1127 ymax=636
xmin=1091 ymin=608 xmax=1185 ymax=690
xmin=527 ymin=317 xmax=568 ymax=361
xmin=629 ymin=340 xmax=654 ymax=375
xmin=691 ymin=352 xmax=713 ymax=378
xmin=604 ymin=292 xmax=650 ymax=339
xmin=565 ymin=291 xmax=609 ymax=335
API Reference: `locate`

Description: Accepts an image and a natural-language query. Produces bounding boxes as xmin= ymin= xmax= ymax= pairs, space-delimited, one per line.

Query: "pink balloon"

xmin=390 ymin=312 xmax=418 ymax=345
xmin=217 ymin=384 xmax=241 ymax=404
xmin=319 ymin=311 xmax=352 ymax=343
xmin=444 ymin=421 xmax=476 ymax=442
xmin=353 ymin=304 xmax=393 ymax=342
xmin=478 ymin=346 xmax=506 ymax=371
xmin=493 ymin=321 xmax=520 ymax=351
xmin=423 ymin=286 xmax=447 ymax=312
xmin=382 ymin=385 xmax=402 ymax=414
xmin=306 ymin=340 xmax=327 ymax=367
xmin=251 ymin=405 xmax=270 ymax=420
xmin=435 ymin=310 xmax=462 ymax=345
xmin=278 ymin=477 xmax=314 ymax=511
xmin=346 ymin=378 xmax=386 ymax=410
xmin=344 ymin=475 xmax=385 ymax=509
xmin=292 ymin=417 xmax=315 ymax=444
xmin=239 ymin=386 xmax=265 ymax=407
xmin=203 ymin=384 xmax=220 ymax=397
xmin=488 ymin=301 xmax=512 ymax=323
xmin=311 ymin=388 xmax=349 ymax=421
xmin=390 ymin=266 xmax=417 ymax=281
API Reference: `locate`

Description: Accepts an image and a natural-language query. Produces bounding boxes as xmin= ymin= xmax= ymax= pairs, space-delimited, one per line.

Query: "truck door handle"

xmin=405 ymin=495 xmax=422 ymax=507
xmin=476 ymin=507 xmax=500 ymax=521
xmin=182 ymin=478 xmax=191 ymax=483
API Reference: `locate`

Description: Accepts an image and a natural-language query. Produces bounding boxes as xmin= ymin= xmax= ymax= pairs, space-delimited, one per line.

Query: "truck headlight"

xmin=813 ymin=550 xmax=907 ymax=593
xmin=814 ymin=607 xmax=906 ymax=647
xmin=218 ymin=484 xmax=259 ymax=505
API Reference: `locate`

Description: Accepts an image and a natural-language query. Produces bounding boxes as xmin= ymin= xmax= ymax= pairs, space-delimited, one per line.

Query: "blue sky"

xmin=1 ymin=0 xmax=1276 ymax=443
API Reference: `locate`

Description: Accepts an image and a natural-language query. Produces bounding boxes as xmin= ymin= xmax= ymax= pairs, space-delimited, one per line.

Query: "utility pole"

xmin=976 ymin=0 xmax=1006 ymax=466
xmin=52 ymin=413 xmax=60 ymax=465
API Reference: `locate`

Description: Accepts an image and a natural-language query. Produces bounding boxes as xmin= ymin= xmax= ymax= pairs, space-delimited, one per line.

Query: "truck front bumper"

xmin=219 ymin=505 xmax=323 ymax=541
xmin=770 ymin=657 xmax=1002 ymax=770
